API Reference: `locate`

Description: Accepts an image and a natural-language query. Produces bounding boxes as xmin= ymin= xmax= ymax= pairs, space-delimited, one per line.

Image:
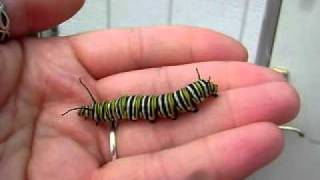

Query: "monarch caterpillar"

xmin=62 ymin=69 xmax=218 ymax=126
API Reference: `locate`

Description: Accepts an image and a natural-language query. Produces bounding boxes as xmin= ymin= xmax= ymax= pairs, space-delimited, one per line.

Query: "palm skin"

xmin=0 ymin=1 xmax=299 ymax=180
xmin=0 ymin=27 xmax=300 ymax=180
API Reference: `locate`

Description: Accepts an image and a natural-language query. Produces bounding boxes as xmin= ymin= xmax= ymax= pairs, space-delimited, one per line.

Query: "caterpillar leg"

xmin=149 ymin=118 xmax=158 ymax=123
xmin=191 ymin=107 xmax=198 ymax=113
xmin=190 ymin=102 xmax=198 ymax=113
xmin=185 ymin=100 xmax=198 ymax=113
xmin=95 ymin=119 xmax=101 ymax=126
xmin=170 ymin=116 xmax=177 ymax=120
xmin=169 ymin=110 xmax=178 ymax=120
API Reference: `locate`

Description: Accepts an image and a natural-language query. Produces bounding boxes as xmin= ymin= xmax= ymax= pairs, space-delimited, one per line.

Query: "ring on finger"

xmin=0 ymin=1 xmax=10 ymax=42
xmin=109 ymin=123 xmax=118 ymax=161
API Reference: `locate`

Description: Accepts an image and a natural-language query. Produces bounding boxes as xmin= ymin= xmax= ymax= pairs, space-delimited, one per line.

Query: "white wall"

xmin=249 ymin=0 xmax=320 ymax=179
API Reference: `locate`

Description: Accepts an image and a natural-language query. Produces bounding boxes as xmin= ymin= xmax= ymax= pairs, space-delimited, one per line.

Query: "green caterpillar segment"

xmin=119 ymin=96 xmax=127 ymax=119
xmin=166 ymin=93 xmax=177 ymax=119
xmin=149 ymin=95 xmax=158 ymax=121
xmin=134 ymin=96 xmax=143 ymax=120
xmin=63 ymin=70 xmax=218 ymax=126
xmin=193 ymin=81 xmax=203 ymax=98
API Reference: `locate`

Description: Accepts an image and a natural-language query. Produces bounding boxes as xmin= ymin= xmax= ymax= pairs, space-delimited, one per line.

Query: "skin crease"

xmin=0 ymin=0 xmax=300 ymax=180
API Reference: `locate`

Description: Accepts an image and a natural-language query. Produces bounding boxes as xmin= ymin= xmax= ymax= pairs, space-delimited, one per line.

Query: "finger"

xmin=95 ymin=62 xmax=299 ymax=157
xmin=97 ymin=61 xmax=288 ymax=97
xmin=69 ymin=26 xmax=248 ymax=78
xmin=94 ymin=122 xmax=284 ymax=180
xmin=2 ymin=0 xmax=84 ymax=36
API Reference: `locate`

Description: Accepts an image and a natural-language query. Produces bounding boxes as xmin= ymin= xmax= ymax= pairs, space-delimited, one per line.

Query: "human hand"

xmin=0 ymin=0 xmax=299 ymax=179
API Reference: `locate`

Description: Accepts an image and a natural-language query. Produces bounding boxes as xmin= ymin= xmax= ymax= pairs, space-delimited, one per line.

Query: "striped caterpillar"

xmin=62 ymin=69 xmax=218 ymax=126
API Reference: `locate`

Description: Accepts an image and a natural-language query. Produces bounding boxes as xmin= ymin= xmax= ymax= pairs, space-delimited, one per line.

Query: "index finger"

xmin=69 ymin=26 xmax=248 ymax=79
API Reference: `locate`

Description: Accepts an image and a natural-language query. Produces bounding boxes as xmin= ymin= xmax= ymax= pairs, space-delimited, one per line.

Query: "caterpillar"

xmin=62 ymin=69 xmax=218 ymax=126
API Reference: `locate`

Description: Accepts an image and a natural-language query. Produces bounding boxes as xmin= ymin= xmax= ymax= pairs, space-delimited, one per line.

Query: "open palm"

xmin=0 ymin=1 xmax=299 ymax=180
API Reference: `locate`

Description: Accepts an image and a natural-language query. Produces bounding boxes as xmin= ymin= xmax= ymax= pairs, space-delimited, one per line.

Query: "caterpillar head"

xmin=61 ymin=78 xmax=98 ymax=118
xmin=62 ymin=104 xmax=93 ymax=118
xmin=207 ymin=78 xmax=218 ymax=97
xmin=78 ymin=104 xmax=94 ymax=118
xmin=196 ymin=68 xmax=218 ymax=97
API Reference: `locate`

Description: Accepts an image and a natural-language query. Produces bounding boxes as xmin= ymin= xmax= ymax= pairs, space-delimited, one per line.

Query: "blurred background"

xmin=41 ymin=0 xmax=320 ymax=179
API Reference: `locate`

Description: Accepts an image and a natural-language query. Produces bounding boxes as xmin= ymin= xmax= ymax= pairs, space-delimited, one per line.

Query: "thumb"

xmin=2 ymin=0 xmax=84 ymax=37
